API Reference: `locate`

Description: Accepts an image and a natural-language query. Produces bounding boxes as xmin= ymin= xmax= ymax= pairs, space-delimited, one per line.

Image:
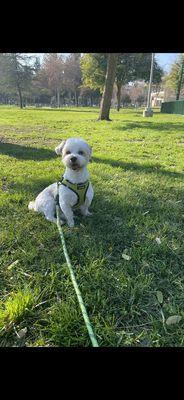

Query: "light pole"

xmin=143 ymin=53 xmax=154 ymax=117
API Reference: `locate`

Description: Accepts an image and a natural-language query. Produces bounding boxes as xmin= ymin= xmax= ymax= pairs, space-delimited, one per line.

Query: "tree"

xmin=115 ymin=54 xmax=163 ymax=111
xmin=42 ymin=53 xmax=64 ymax=107
xmin=98 ymin=53 xmax=117 ymax=121
xmin=29 ymin=68 xmax=51 ymax=106
xmin=121 ymin=92 xmax=131 ymax=107
xmin=0 ymin=53 xmax=34 ymax=108
xmin=176 ymin=58 xmax=184 ymax=100
xmin=80 ymin=53 xmax=107 ymax=93
xmin=64 ymin=54 xmax=82 ymax=106
xmin=34 ymin=57 xmax=41 ymax=73
xmin=115 ymin=54 xmax=135 ymax=111
xmin=81 ymin=53 xmax=163 ymax=112
xmin=165 ymin=54 xmax=184 ymax=100
xmin=79 ymin=86 xmax=101 ymax=106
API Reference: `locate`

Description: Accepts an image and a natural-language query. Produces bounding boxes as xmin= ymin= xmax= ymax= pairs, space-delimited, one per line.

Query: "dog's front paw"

xmin=80 ymin=208 xmax=93 ymax=217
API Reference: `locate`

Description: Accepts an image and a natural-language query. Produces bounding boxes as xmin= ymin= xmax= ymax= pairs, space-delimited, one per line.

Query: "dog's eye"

xmin=65 ymin=150 xmax=71 ymax=155
xmin=78 ymin=150 xmax=84 ymax=155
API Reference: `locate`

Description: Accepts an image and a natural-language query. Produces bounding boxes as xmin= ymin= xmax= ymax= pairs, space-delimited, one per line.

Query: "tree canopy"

xmin=0 ymin=53 xmax=164 ymax=109
xmin=164 ymin=54 xmax=184 ymax=100
xmin=80 ymin=53 xmax=163 ymax=110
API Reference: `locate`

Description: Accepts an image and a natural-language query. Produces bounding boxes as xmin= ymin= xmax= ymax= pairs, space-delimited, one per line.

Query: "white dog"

xmin=28 ymin=138 xmax=94 ymax=228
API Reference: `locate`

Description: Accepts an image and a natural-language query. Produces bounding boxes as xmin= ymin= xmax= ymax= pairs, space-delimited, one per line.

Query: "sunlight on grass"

xmin=0 ymin=106 xmax=184 ymax=347
xmin=0 ymin=287 xmax=38 ymax=330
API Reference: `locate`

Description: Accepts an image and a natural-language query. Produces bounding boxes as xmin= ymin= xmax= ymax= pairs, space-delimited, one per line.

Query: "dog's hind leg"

xmin=46 ymin=215 xmax=57 ymax=224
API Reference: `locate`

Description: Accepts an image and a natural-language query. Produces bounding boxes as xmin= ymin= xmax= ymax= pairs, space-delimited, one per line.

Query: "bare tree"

xmin=98 ymin=53 xmax=117 ymax=120
xmin=42 ymin=54 xmax=64 ymax=107
xmin=64 ymin=54 xmax=82 ymax=106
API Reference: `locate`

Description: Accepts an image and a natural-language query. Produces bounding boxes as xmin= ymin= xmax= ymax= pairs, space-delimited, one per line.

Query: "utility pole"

xmin=143 ymin=53 xmax=154 ymax=117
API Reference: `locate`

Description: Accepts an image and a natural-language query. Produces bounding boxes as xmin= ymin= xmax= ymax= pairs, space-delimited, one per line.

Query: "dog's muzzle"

xmin=70 ymin=156 xmax=77 ymax=163
xmin=70 ymin=156 xmax=80 ymax=170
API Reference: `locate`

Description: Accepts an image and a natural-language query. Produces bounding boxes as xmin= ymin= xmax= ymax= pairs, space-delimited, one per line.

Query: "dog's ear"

xmin=89 ymin=145 xmax=92 ymax=162
xmin=55 ymin=140 xmax=66 ymax=155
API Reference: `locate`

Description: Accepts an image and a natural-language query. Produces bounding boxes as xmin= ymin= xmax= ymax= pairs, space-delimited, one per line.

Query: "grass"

xmin=0 ymin=105 xmax=184 ymax=347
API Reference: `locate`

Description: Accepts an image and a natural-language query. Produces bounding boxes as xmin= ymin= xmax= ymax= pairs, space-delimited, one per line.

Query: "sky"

xmin=28 ymin=53 xmax=180 ymax=73
xmin=155 ymin=53 xmax=179 ymax=72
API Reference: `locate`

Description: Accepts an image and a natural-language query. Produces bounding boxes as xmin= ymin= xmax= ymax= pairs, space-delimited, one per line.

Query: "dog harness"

xmin=58 ymin=177 xmax=90 ymax=209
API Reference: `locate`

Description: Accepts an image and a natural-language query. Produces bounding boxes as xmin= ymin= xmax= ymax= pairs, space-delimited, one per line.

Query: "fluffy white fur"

xmin=28 ymin=138 xmax=94 ymax=227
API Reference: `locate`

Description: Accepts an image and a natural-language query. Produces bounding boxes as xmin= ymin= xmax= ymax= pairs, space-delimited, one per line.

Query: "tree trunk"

xmin=98 ymin=53 xmax=117 ymax=121
xmin=13 ymin=55 xmax=23 ymax=109
xmin=57 ymin=88 xmax=60 ymax=107
xmin=74 ymin=89 xmax=79 ymax=107
xmin=176 ymin=59 xmax=184 ymax=100
xmin=116 ymin=82 xmax=122 ymax=111
xmin=17 ymin=85 xmax=23 ymax=109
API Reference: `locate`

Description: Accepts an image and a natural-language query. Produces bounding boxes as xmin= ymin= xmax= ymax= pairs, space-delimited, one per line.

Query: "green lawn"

xmin=0 ymin=106 xmax=184 ymax=347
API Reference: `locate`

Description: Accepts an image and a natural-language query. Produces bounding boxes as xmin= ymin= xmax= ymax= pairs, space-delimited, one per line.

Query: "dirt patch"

xmin=1 ymin=177 xmax=15 ymax=192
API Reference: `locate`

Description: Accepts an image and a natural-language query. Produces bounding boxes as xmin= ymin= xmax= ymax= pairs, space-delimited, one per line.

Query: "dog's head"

xmin=55 ymin=138 xmax=92 ymax=171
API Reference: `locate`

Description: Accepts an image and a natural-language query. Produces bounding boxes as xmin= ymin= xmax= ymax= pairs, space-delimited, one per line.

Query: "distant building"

xmin=151 ymin=88 xmax=184 ymax=106
xmin=113 ymin=82 xmax=184 ymax=109
xmin=151 ymin=88 xmax=184 ymax=107
xmin=151 ymin=91 xmax=165 ymax=107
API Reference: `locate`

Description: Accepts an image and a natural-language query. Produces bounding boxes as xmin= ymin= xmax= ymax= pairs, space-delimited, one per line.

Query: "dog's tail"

xmin=28 ymin=201 xmax=36 ymax=211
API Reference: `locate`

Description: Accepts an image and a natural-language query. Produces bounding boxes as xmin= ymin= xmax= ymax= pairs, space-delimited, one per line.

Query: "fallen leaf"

xmin=155 ymin=237 xmax=161 ymax=245
xmin=166 ymin=315 xmax=182 ymax=326
xmin=7 ymin=260 xmax=19 ymax=270
xmin=122 ymin=254 xmax=131 ymax=261
xmin=156 ymin=291 xmax=163 ymax=304
xmin=17 ymin=327 xmax=27 ymax=339
xmin=22 ymin=272 xmax=32 ymax=277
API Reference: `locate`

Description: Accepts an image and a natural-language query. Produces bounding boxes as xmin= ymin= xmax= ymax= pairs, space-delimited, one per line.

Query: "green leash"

xmin=55 ymin=182 xmax=99 ymax=347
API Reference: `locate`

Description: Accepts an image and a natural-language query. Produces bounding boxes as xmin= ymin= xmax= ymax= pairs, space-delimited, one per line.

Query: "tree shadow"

xmin=0 ymin=142 xmax=56 ymax=161
xmin=93 ymin=157 xmax=183 ymax=178
xmin=114 ymin=120 xmax=184 ymax=132
xmin=30 ymin=107 xmax=99 ymax=113
xmin=2 ymin=174 xmax=184 ymax=345
xmin=11 ymin=178 xmax=58 ymax=196
xmin=5 ymin=174 xmax=184 ymax=272
xmin=85 ymin=185 xmax=184 ymax=244
xmin=14 ymin=175 xmax=183 ymax=282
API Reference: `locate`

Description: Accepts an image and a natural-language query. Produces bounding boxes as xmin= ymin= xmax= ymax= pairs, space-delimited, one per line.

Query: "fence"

xmin=161 ymin=100 xmax=184 ymax=115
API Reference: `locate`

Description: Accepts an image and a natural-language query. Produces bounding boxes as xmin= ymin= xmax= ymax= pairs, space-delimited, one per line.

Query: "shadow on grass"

xmin=30 ymin=107 xmax=99 ymax=113
xmin=9 ymin=175 xmax=184 ymax=281
xmin=93 ymin=157 xmax=183 ymax=178
xmin=3 ymin=175 xmax=184 ymax=332
xmin=0 ymin=142 xmax=56 ymax=161
xmin=114 ymin=120 xmax=184 ymax=132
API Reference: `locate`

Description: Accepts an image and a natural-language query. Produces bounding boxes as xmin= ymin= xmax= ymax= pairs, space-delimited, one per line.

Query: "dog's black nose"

xmin=71 ymin=156 xmax=77 ymax=163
